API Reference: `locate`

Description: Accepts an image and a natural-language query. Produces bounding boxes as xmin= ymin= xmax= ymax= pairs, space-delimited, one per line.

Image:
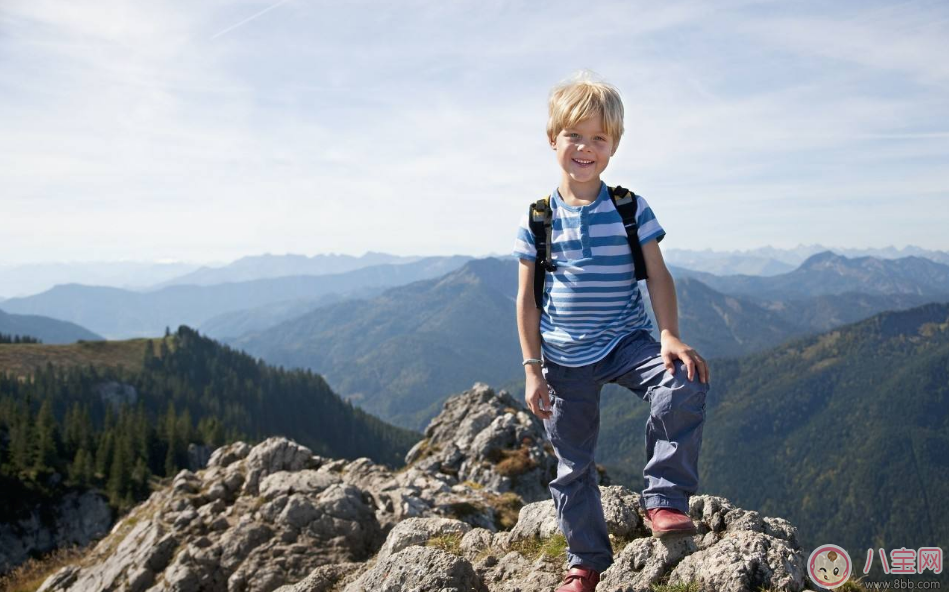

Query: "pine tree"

xmin=9 ymin=399 xmax=33 ymax=477
xmin=95 ymin=431 xmax=114 ymax=482
xmin=108 ymin=433 xmax=132 ymax=505
xmin=164 ymin=401 xmax=179 ymax=477
xmin=68 ymin=448 xmax=93 ymax=486
xmin=34 ymin=399 xmax=60 ymax=475
xmin=130 ymin=457 xmax=151 ymax=499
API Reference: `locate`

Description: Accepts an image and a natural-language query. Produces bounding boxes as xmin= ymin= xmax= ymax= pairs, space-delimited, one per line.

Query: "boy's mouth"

xmin=572 ymin=158 xmax=595 ymax=168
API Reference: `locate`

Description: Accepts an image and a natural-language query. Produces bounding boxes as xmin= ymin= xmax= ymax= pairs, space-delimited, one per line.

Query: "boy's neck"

xmin=558 ymin=175 xmax=602 ymax=206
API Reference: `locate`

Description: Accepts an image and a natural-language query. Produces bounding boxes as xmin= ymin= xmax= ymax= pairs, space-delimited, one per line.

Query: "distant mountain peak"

xmin=799 ymin=250 xmax=844 ymax=268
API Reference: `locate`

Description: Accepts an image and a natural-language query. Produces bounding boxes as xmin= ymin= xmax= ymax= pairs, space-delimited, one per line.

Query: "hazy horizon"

xmin=1 ymin=242 xmax=946 ymax=268
xmin=2 ymin=243 xmax=947 ymax=301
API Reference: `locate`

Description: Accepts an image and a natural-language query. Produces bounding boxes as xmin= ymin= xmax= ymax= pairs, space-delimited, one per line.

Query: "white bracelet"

xmin=522 ymin=358 xmax=543 ymax=366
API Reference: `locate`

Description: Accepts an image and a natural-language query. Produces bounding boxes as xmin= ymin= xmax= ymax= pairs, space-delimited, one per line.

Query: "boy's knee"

xmin=651 ymin=364 xmax=707 ymax=418
xmin=671 ymin=359 xmax=709 ymax=394
xmin=549 ymin=455 xmax=598 ymax=487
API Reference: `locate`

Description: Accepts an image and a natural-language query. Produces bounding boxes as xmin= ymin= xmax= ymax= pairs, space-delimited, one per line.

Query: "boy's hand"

xmin=525 ymin=372 xmax=553 ymax=420
xmin=660 ymin=334 xmax=710 ymax=385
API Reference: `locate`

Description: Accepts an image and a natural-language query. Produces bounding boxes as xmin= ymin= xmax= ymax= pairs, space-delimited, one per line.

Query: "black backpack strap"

xmin=609 ymin=185 xmax=649 ymax=281
xmin=528 ymin=196 xmax=556 ymax=309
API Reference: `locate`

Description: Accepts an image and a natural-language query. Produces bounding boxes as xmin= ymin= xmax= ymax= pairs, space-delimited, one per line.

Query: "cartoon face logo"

xmin=808 ymin=544 xmax=852 ymax=589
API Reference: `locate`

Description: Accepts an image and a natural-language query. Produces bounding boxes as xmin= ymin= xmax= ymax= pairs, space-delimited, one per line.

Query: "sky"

xmin=1 ymin=0 xmax=947 ymax=265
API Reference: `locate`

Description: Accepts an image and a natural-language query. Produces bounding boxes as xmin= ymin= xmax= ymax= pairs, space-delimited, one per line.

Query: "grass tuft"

xmin=0 ymin=545 xmax=87 ymax=592
xmin=426 ymin=532 xmax=464 ymax=556
xmin=509 ymin=533 xmax=568 ymax=562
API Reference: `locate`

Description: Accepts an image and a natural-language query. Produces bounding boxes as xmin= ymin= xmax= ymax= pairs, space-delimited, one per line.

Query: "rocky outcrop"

xmin=0 ymin=489 xmax=111 ymax=574
xmin=404 ymin=383 xmax=563 ymax=503
xmin=37 ymin=382 xmax=813 ymax=592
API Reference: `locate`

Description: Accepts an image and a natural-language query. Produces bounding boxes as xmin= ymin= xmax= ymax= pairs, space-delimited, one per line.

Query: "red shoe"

xmin=644 ymin=507 xmax=697 ymax=537
xmin=555 ymin=565 xmax=600 ymax=592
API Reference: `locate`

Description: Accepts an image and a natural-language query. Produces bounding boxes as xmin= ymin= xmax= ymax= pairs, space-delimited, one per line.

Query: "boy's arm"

xmin=643 ymin=240 xmax=710 ymax=384
xmin=642 ymin=239 xmax=680 ymax=340
xmin=515 ymin=259 xmax=543 ymax=369
xmin=516 ymin=258 xmax=553 ymax=419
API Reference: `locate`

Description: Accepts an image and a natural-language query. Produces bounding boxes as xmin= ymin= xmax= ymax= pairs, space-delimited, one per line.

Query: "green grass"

xmin=0 ymin=336 xmax=175 ymax=380
xmin=650 ymin=582 xmax=700 ymax=592
xmin=508 ymin=533 xmax=568 ymax=562
xmin=426 ymin=533 xmax=464 ymax=556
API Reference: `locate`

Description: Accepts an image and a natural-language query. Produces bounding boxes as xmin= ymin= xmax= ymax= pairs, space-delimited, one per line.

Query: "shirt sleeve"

xmin=635 ymin=194 xmax=666 ymax=245
xmin=512 ymin=210 xmax=537 ymax=261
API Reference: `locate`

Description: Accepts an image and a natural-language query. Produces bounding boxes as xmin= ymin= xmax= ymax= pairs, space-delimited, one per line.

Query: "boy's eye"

xmin=595 ymin=136 xmax=605 ymax=141
xmin=568 ymin=133 xmax=579 ymax=138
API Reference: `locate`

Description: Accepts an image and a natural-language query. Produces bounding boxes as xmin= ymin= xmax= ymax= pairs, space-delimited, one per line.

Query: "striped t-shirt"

xmin=512 ymin=181 xmax=666 ymax=367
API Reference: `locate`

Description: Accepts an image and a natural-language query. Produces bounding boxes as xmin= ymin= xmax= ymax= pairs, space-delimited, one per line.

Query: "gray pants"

xmin=541 ymin=329 xmax=709 ymax=573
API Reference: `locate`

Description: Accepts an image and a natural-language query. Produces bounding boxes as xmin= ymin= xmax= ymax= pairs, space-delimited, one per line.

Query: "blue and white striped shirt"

xmin=513 ymin=181 xmax=666 ymax=367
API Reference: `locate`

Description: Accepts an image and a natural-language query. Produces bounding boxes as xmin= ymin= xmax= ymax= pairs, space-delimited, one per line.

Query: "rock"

xmin=272 ymin=562 xmax=362 ymax=592
xmin=207 ymin=441 xmax=252 ymax=469
xmin=95 ymin=380 xmax=138 ymax=409
xmin=405 ymin=382 xmax=559 ymax=503
xmin=259 ymin=470 xmax=341 ymax=501
xmin=33 ymin=384 xmax=811 ymax=592
xmin=600 ymin=535 xmax=698 ymax=591
xmin=342 ymin=545 xmax=487 ymax=592
xmin=0 ymin=490 xmax=111 ymax=574
xmin=668 ymin=530 xmax=806 ymax=592
xmin=459 ymin=528 xmax=494 ymax=561
xmin=242 ymin=437 xmax=316 ymax=496
xmin=509 ymin=485 xmax=643 ymax=544
xmin=508 ymin=500 xmax=560 ymax=541
xmin=374 ymin=517 xmax=472 ymax=564
xmin=36 ymin=566 xmax=79 ymax=592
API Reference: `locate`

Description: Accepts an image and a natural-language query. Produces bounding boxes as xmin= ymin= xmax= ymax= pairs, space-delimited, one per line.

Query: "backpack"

xmin=528 ymin=185 xmax=649 ymax=309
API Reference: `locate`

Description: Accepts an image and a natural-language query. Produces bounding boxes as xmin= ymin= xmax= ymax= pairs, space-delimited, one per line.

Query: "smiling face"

xmin=814 ymin=550 xmax=848 ymax=585
xmin=550 ymin=115 xmax=616 ymax=187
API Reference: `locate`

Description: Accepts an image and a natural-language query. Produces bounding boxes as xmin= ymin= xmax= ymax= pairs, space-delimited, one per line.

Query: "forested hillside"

xmin=0 ymin=326 xmax=420 ymax=521
xmin=596 ymin=300 xmax=949 ymax=555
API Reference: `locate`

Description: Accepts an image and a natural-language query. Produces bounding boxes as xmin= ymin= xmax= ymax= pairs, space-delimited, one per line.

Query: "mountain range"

xmin=659 ymin=243 xmax=949 ymax=276
xmin=673 ymin=250 xmax=949 ymax=301
xmin=0 ymin=308 xmax=102 ymax=344
xmin=145 ymin=251 xmax=425 ymax=290
xmin=0 ymin=256 xmax=471 ymax=339
xmin=229 ymin=252 xmax=949 ymax=431
xmin=5 ymin=244 xmax=948 ymax=300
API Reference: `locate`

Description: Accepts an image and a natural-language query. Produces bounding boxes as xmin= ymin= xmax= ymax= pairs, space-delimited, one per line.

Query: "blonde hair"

xmin=546 ymin=70 xmax=625 ymax=150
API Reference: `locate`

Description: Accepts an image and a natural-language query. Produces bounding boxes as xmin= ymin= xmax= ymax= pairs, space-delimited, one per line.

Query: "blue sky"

xmin=1 ymin=0 xmax=947 ymax=265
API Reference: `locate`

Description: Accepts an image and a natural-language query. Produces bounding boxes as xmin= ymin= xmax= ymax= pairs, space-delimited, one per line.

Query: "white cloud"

xmin=0 ymin=0 xmax=946 ymax=264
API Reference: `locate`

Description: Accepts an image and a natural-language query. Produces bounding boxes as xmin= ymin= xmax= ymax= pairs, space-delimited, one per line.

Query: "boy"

xmin=513 ymin=73 xmax=711 ymax=592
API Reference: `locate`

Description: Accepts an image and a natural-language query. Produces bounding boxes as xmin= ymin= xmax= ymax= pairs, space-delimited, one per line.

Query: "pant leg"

xmin=541 ymin=360 xmax=614 ymax=573
xmin=596 ymin=330 xmax=709 ymax=514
